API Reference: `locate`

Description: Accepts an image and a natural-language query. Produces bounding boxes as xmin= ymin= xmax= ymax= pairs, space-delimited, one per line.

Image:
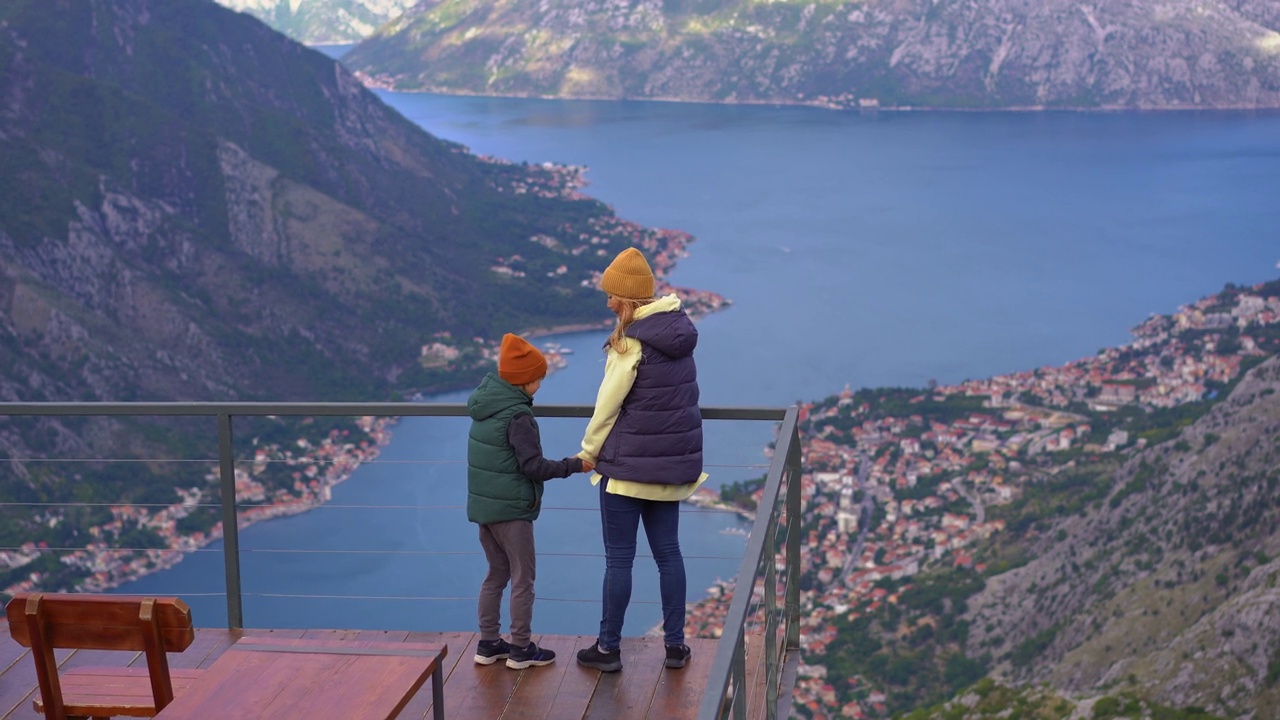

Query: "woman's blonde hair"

xmin=607 ymin=296 xmax=653 ymax=354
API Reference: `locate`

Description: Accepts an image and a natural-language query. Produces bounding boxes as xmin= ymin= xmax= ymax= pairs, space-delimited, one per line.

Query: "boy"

xmin=466 ymin=333 xmax=591 ymax=669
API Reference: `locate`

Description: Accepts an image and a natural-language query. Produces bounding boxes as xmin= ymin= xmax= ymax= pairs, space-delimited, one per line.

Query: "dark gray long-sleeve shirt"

xmin=507 ymin=413 xmax=584 ymax=482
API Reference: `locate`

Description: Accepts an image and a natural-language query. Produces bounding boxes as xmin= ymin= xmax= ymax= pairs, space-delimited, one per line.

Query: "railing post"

xmin=732 ymin=638 xmax=747 ymax=720
xmin=217 ymin=413 xmax=244 ymax=629
xmin=785 ymin=423 xmax=802 ymax=652
xmin=764 ymin=519 xmax=779 ymax=719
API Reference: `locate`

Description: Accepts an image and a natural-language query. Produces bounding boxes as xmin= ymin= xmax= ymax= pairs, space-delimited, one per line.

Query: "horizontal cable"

xmin=0 ymin=402 xmax=787 ymax=422
xmin=248 ymin=592 xmax=663 ymax=605
xmin=33 ymin=590 xmax=666 ymax=606
xmin=7 ymin=458 xmax=216 ymax=464
xmin=238 ymin=548 xmax=743 ymax=561
xmin=0 ymin=502 xmax=224 ymax=509
xmin=0 ymin=502 xmax=751 ymax=515
xmin=0 ymin=546 xmax=744 ymax=561
xmin=3 ymin=457 xmax=768 ymax=470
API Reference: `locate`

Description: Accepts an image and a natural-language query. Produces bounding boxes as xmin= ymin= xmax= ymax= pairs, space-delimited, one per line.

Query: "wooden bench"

xmin=5 ymin=592 xmax=203 ymax=720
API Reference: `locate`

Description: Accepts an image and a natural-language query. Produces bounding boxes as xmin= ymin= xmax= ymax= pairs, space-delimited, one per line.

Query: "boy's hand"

xmin=581 ymin=459 xmax=594 ymax=473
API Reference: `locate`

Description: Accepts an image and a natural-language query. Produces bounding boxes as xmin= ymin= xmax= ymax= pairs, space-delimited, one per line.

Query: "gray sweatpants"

xmin=477 ymin=519 xmax=536 ymax=648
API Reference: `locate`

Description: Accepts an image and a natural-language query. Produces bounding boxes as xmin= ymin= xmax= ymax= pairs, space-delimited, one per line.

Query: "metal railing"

xmin=698 ymin=405 xmax=802 ymax=720
xmin=0 ymin=401 xmax=803 ymax=720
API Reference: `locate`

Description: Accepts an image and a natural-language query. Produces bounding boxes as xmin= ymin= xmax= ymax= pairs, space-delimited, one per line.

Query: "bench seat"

xmin=36 ymin=667 xmax=206 ymax=717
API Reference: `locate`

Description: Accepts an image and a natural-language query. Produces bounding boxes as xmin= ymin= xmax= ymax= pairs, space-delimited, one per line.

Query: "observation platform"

xmin=0 ymin=625 xmax=764 ymax=719
xmin=0 ymin=401 xmax=802 ymax=719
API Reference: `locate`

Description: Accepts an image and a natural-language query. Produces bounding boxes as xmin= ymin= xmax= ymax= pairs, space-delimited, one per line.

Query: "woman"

xmin=575 ymin=246 xmax=705 ymax=673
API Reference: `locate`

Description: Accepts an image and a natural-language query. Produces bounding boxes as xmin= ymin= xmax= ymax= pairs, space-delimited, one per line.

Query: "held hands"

xmin=581 ymin=459 xmax=595 ymax=474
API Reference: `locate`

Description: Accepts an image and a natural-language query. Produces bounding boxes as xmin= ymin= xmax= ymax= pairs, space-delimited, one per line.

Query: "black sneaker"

xmin=506 ymin=641 xmax=556 ymax=669
xmin=664 ymin=643 xmax=691 ymax=669
xmin=576 ymin=643 xmax=622 ymax=672
xmin=474 ymin=638 xmax=511 ymax=665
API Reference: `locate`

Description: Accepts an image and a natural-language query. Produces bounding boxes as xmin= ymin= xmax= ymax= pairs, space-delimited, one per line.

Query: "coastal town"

xmin=481 ymin=154 xmax=731 ymax=319
xmin=684 ymin=279 xmax=1280 ymax=719
xmin=1 ymin=417 xmax=397 ymax=595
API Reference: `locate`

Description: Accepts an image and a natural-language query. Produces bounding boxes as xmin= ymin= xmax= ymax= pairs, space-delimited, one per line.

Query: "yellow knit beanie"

xmin=600 ymin=247 xmax=655 ymax=300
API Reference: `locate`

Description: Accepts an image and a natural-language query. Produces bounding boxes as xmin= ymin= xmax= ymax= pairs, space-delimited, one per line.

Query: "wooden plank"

xmin=0 ymin=643 xmax=78 ymax=720
xmin=298 ymin=628 xmax=412 ymax=643
xmin=0 ymin=622 xmax=27 ymax=674
xmin=6 ymin=595 xmax=194 ymax=652
xmin=0 ymin=622 xmax=36 ymax=718
xmin=0 ymin=647 xmax=40 ymax=720
xmin=241 ymin=628 xmax=307 ymax=641
xmin=538 ymin=635 xmax=601 ymax=720
xmin=441 ymin=633 xmax=523 ymax=719
xmin=52 ymin=667 xmax=204 ymax=715
xmin=645 ymin=637 xmax=717 ymax=720
xmin=406 ymin=631 xmax=472 ymax=680
xmin=240 ymin=650 xmax=433 ymax=719
xmin=55 ymin=645 xmax=142 ymax=674
xmin=224 ymin=636 xmax=444 ymax=657
xmin=400 ymin=631 xmax=473 ymax=720
xmin=151 ymin=642 xmax=303 ymax=717
xmin=154 ymin=628 xmax=241 ymax=671
xmin=153 ymin=637 xmax=444 ymax=720
xmin=582 ymin=636 xmax=663 ymax=720
xmin=742 ymin=630 xmax=768 ymax=720
xmin=497 ymin=634 xmax=578 ymax=720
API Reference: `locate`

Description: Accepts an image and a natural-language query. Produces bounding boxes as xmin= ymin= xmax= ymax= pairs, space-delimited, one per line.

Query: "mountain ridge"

xmin=338 ymin=0 xmax=1280 ymax=110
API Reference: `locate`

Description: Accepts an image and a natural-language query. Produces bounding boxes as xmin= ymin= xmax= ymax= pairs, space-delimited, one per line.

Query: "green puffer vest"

xmin=466 ymin=373 xmax=543 ymax=525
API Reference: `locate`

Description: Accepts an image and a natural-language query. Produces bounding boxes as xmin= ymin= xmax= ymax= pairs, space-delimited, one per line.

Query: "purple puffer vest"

xmin=596 ymin=308 xmax=703 ymax=485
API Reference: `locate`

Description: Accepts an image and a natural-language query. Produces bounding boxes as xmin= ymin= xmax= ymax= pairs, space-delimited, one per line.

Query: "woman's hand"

xmin=581 ymin=459 xmax=595 ymax=473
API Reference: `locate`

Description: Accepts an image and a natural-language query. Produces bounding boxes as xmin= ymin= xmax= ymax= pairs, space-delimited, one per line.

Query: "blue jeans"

xmin=597 ymin=477 xmax=686 ymax=650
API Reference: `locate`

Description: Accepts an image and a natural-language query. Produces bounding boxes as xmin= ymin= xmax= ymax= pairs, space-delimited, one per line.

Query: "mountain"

xmin=958 ymin=354 xmax=1280 ymax=716
xmin=888 ymin=352 xmax=1280 ymax=718
xmin=0 ymin=0 xmax=674 ymax=407
xmin=0 ymin=0 xmax=709 ymax=581
xmin=342 ymin=0 xmax=1280 ymax=109
xmin=213 ymin=0 xmax=415 ymax=44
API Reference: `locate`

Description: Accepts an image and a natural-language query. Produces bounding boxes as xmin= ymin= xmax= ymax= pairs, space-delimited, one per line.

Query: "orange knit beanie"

xmin=498 ymin=333 xmax=547 ymax=386
xmin=600 ymin=247 xmax=655 ymax=301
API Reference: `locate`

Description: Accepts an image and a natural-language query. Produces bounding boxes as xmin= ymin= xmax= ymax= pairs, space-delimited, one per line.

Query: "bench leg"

xmin=431 ymin=665 xmax=444 ymax=720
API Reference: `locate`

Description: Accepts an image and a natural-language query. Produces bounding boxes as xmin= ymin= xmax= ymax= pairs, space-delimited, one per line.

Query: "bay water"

xmin=116 ymin=65 xmax=1280 ymax=637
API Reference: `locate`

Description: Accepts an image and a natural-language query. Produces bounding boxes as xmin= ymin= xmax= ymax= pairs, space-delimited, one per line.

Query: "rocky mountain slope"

xmin=0 ymin=0 xmax=698 ymax=544
xmin=958 ymin=355 xmax=1280 ymax=717
xmin=0 ymin=0 xmax=642 ymax=407
xmin=343 ymin=0 xmax=1280 ymax=109
xmin=213 ymin=0 xmax=415 ymax=44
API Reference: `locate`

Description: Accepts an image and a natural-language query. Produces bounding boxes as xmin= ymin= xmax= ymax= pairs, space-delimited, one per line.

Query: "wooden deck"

xmin=0 ymin=622 xmax=725 ymax=720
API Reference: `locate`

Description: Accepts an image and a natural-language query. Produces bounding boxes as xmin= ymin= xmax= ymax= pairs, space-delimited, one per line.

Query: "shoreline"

xmin=4 ymin=417 xmax=398 ymax=597
xmin=355 ymin=75 xmax=1280 ymax=114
